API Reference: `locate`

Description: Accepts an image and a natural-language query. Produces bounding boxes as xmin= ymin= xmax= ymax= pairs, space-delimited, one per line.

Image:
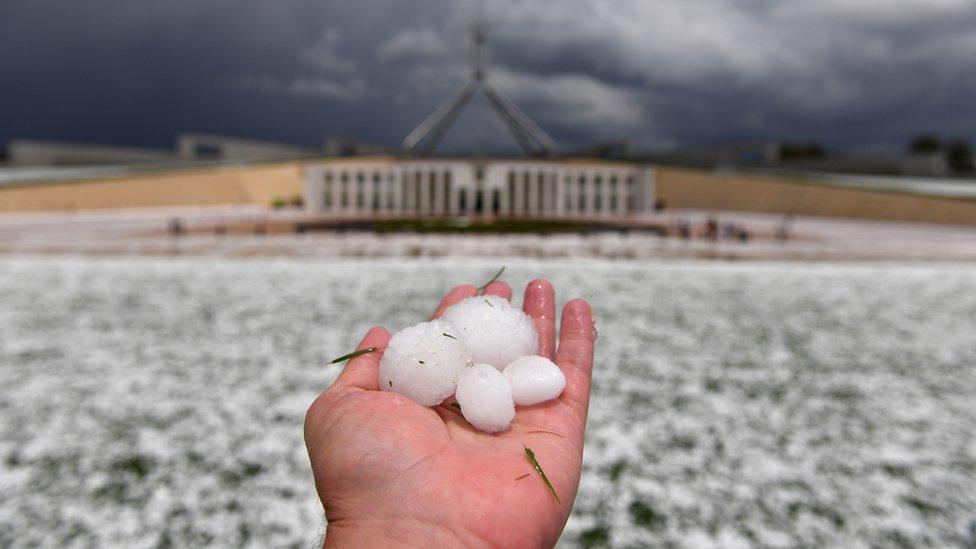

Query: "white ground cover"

xmin=0 ymin=256 xmax=974 ymax=548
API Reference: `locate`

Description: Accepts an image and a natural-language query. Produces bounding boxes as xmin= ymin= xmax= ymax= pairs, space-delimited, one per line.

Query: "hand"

xmin=304 ymin=279 xmax=596 ymax=548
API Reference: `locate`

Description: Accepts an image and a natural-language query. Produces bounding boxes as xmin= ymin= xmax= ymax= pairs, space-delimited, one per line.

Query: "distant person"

xmin=704 ymin=217 xmax=719 ymax=241
xmin=168 ymin=218 xmax=183 ymax=237
xmin=776 ymin=215 xmax=795 ymax=241
xmin=678 ymin=219 xmax=692 ymax=239
xmin=654 ymin=198 xmax=666 ymax=212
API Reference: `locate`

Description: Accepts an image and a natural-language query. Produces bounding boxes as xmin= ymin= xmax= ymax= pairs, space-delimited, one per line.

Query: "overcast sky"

xmin=2 ymin=0 xmax=975 ymax=154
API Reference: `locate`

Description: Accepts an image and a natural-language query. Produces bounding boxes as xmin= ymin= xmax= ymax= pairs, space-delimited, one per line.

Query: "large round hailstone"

xmin=455 ymin=363 xmax=516 ymax=433
xmin=441 ymin=295 xmax=538 ymax=370
xmin=379 ymin=320 xmax=471 ymax=406
xmin=503 ymin=355 xmax=566 ymax=406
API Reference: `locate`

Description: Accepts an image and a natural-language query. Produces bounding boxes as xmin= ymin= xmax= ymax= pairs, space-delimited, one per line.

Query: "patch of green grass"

xmin=669 ymin=434 xmax=697 ymax=450
xmin=109 ymin=455 xmax=153 ymax=478
xmin=604 ymin=459 xmax=627 ymax=482
xmin=579 ymin=525 xmax=611 ymax=548
xmin=629 ymin=500 xmax=667 ymax=531
xmin=903 ymin=496 xmax=940 ymax=515
xmin=881 ymin=463 xmax=910 ymax=477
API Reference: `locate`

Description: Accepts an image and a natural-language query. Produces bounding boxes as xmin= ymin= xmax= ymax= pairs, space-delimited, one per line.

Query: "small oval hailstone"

xmin=455 ymin=363 xmax=516 ymax=433
xmin=379 ymin=319 xmax=471 ymax=406
xmin=441 ymin=295 xmax=538 ymax=370
xmin=503 ymin=355 xmax=566 ymax=406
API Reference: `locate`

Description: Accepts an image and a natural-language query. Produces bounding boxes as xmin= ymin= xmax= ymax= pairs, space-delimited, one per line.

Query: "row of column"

xmin=304 ymin=164 xmax=653 ymax=218
xmin=502 ymin=170 xmax=641 ymax=217
xmin=308 ymin=168 xmax=458 ymax=216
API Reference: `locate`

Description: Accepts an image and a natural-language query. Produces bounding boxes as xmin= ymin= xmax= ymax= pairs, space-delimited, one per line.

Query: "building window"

xmin=522 ymin=172 xmax=531 ymax=214
xmin=534 ymin=172 xmax=545 ymax=213
xmin=550 ymin=176 xmax=559 ymax=213
xmin=626 ymin=175 xmax=636 ymax=212
xmin=543 ymin=174 xmax=553 ymax=214
xmin=564 ymin=174 xmax=573 ymax=212
xmin=356 ymin=172 xmax=366 ymax=209
xmin=323 ymin=172 xmax=333 ymax=208
xmin=387 ymin=173 xmax=396 ymax=210
xmin=340 ymin=171 xmax=349 ymax=208
xmin=609 ymin=175 xmax=618 ymax=212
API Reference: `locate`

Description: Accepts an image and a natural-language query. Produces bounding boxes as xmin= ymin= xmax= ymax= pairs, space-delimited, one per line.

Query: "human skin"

xmin=304 ymin=279 xmax=596 ymax=548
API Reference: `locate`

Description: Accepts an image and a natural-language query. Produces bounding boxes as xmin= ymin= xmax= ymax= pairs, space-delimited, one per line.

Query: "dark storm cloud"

xmin=1 ymin=0 xmax=975 ymax=153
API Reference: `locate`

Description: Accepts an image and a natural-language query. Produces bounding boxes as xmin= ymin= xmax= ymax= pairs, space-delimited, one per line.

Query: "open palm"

xmin=305 ymin=279 xmax=596 ymax=548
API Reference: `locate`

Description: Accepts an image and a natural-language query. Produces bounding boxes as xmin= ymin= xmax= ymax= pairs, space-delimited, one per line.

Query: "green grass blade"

xmin=476 ymin=266 xmax=506 ymax=294
xmin=524 ymin=446 xmax=560 ymax=504
xmin=327 ymin=347 xmax=380 ymax=365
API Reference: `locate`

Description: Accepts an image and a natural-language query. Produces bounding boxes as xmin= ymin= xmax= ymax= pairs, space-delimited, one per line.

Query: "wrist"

xmin=324 ymin=518 xmax=476 ymax=549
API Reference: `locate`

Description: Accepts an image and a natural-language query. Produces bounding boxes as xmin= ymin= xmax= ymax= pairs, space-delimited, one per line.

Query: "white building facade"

xmin=303 ymin=159 xmax=655 ymax=218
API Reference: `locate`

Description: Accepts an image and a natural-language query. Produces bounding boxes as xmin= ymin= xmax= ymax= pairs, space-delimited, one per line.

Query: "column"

xmin=643 ymin=167 xmax=656 ymax=213
xmin=403 ymin=170 xmax=414 ymax=213
xmin=513 ymin=171 xmax=525 ymax=216
xmin=417 ymin=168 xmax=429 ymax=214
xmin=446 ymin=169 xmax=456 ymax=215
xmin=379 ymin=172 xmax=390 ymax=212
xmin=578 ymin=173 xmax=588 ymax=217
xmin=540 ymin=171 xmax=551 ymax=216
xmin=549 ymin=171 xmax=559 ymax=216
xmin=528 ymin=170 xmax=540 ymax=215
xmin=593 ymin=175 xmax=604 ymax=217
xmin=303 ymin=167 xmax=323 ymax=213
xmin=601 ymin=171 xmax=612 ymax=217
xmin=393 ymin=170 xmax=403 ymax=214
xmin=555 ymin=170 xmax=566 ymax=217
xmin=433 ymin=169 xmax=446 ymax=214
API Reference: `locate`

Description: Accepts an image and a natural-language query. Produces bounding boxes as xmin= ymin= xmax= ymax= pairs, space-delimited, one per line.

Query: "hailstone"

xmin=440 ymin=295 xmax=538 ymax=370
xmin=503 ymin=355 xmax=566 ymax=406
xmin=455 ymin=363 xmax=516 ymax=433
xmin=379 ymin=319 xmax=471 ymax=406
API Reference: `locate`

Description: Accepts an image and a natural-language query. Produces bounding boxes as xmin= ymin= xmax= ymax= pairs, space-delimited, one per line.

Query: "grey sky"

xmin=1 ymin=0 xmax=974 ymax=154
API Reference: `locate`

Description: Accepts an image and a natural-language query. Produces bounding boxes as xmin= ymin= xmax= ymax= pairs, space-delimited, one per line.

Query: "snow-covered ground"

xmin=1 ymin=257 xmax=974 ymax=547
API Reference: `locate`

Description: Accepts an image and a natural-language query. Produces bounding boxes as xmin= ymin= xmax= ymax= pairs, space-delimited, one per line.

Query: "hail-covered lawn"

xmin=0 ymin=257 xmax=974 ymax=548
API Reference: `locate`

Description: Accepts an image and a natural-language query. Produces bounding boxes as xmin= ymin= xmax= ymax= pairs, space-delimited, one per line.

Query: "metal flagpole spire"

xmin=401 ymin=0 xmax=556 ymax=156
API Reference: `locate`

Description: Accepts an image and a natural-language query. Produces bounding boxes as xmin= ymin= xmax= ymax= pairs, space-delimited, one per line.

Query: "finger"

xmin=483 ymin=281 xmax=512 ymax=300
xmin=523 ymin=279 xmax=557 ymax=359
xmin=432 ymin=284 xmax=478 ymax=319
xmin=554 ymin=299 xmax=596 ymax=426
xmin=331 ymin=326 xmax=389 ymax=391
